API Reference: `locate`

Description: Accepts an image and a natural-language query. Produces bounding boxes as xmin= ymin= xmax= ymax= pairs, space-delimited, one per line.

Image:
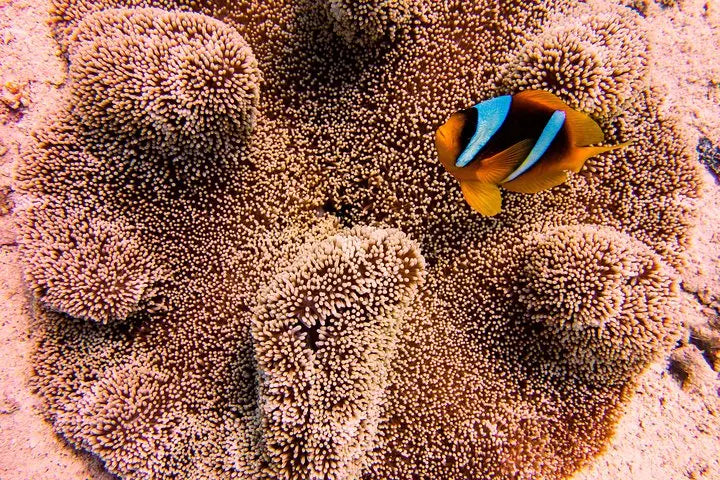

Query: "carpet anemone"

xmin=16 ymin=0 xmax=701 ymax=478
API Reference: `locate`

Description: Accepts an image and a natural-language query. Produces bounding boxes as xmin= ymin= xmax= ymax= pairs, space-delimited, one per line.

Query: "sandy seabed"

xmin=0 ymin=0 xmax=718 ymax=479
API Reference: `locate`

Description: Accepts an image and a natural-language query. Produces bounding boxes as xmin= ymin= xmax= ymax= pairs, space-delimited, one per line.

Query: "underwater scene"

xmin=0 ymin=0 xmax=719 ymax=479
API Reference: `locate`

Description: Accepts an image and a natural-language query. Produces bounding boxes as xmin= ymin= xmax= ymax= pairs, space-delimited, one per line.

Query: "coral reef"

xmin=16 ymin=0 xmax=702 ymax=479
xmin=669 ymin=344 xmax=717 ymax=391
xmin=668 ymin=321 xmax=720 ymax=392
xmin=620 ymin=0 xmax=678 ymax=16
xmin=689 ymin=323 xmax=720 ymax=371
xmin=697 ymin=136 xmax=720 ymax=181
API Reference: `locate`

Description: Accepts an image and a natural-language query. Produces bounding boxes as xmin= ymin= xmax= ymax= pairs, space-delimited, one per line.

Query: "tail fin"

xmin=561 ymin=141 xmax=632 ymax=173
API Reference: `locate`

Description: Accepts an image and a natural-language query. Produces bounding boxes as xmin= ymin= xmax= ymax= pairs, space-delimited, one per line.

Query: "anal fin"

xmin=502 ymin=140 xmax=629 ymax=194
xmin=460 ymin=181 xmax=503 ymax=216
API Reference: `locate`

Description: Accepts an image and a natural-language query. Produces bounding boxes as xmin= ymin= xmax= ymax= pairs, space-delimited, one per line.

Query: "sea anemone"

xmin=253 ymin=226 xmax=424 ymax=479
xmin=519 ymin=225 xmax=682 ymax=383
xmin=68 ymin=7 xmax=261 ymax=181
xmin=501 ymin=2 xmax=648 ymax=119
xmin=19 ymin=201 xmax=159 ymax=323
xmin=325 ymin=0 xmax=414 ymax=45
xmin=17 ymin=0 xmax=702 ymax=478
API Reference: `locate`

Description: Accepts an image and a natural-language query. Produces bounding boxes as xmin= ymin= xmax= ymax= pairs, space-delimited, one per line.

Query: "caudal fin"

xmin=561 ymin=141 xmax=633 ymax=173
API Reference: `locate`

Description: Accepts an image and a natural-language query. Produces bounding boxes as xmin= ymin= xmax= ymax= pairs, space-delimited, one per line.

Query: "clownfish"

xmin=435 ymin=90 xmax=629 ymax=216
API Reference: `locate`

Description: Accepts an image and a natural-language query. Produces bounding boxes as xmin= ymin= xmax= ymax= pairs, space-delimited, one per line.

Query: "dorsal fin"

xmin=502 ymin=111 xmax=565 ymax=183
xmin=563 ymin=111 xmax=605 ymax=147
xmin=514 ymin=89 xmax=605 ymax=146
xmin=513 ymin=89 xmax=570 ymax=111
xmin=455 ymin=95 xmax=512 ymax=167
xmin=460 ymin=181 xmax=503 ymax=216
xmin=457 ymin=139 xmax=533 ymax=183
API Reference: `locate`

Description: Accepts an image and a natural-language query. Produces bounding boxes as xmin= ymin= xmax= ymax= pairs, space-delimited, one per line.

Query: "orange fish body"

xmin=435 ymin=90 xmax=629 ymax=216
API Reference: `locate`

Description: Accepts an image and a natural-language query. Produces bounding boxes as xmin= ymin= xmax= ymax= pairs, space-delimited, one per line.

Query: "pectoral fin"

xmin=460 ymin=181 xmax=503 ymax=216
xmin=459 ymin=139 xmax=533 ymax=183
xmin=501 ymin=163 xmax=568 ymax=194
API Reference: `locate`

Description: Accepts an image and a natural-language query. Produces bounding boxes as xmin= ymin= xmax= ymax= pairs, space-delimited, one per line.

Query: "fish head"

xmin=435 ymin=112 xmax=466 ymax=177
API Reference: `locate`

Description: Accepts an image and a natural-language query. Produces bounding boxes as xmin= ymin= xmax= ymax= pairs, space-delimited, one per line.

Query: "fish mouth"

xmin=436 ymin=127 xmax=447 ymax=143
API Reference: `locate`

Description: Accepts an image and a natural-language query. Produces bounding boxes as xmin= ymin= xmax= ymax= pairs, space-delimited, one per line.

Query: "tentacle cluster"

xmin=500 ymin=2 xmax=648 ymax=118
xmin=252 ymin=226 xmax=424 ymax=479
xmin=325 ymin=0 xmax=415 ymax=45
xmin=68 ymin=7 xmax=261 ymax=181
xmin=518 ymin=225 xmax=682 ymax=383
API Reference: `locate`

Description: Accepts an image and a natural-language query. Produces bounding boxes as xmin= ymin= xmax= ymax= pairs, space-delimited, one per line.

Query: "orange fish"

xmin=435 ymin=90 xmax=629 ymax=216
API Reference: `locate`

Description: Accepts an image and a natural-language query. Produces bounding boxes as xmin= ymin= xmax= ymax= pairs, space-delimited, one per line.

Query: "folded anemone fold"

xmin=518 ymin=225 xmax=682 ymax=384
xmin=17 ymin=200 xmax=161 ymax=324
xmin=251 ymin=226 xmax=425 ymax=480
xmin=67 ymin=7 xmax=261 ymax=182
